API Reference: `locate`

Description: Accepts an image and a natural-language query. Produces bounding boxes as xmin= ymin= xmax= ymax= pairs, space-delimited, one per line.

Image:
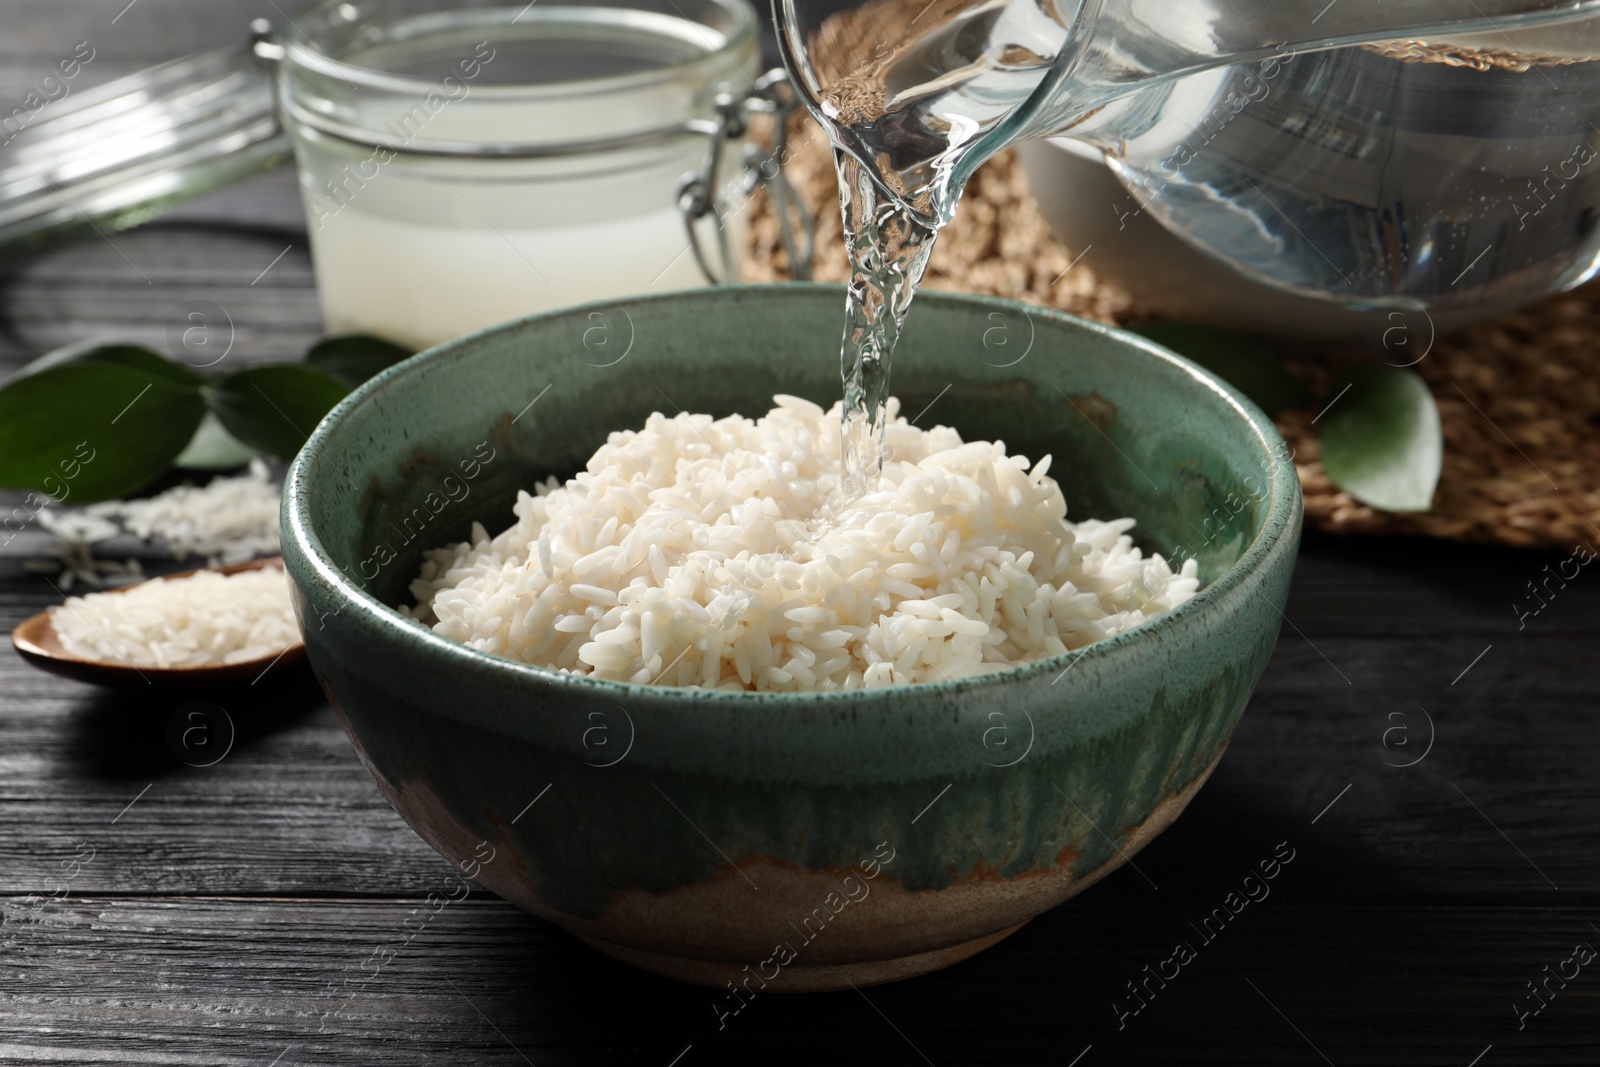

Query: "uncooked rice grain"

xmin=53 ymin=567 xmax=298 ymax=668
xmin=32 ymin=459 xmax=281 ymax=589
xmin=403 ymin=397 xmax=1200 ymax=690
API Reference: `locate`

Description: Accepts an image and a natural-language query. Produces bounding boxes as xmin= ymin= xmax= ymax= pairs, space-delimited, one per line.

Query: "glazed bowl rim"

xmin=283 ymin=283 xmax=1301 ymax=706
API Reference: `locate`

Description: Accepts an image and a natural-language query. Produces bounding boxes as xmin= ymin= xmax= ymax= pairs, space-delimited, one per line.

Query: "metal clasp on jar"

xmin=676 ymin=69 xmax=816 ymax=285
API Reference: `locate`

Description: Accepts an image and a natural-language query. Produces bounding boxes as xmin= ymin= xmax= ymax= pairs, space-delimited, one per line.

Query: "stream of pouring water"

xmin=834 ymin=153 xmax=941 ymax=497
xmin=778 ymin=0 xmax=1075 ymax=496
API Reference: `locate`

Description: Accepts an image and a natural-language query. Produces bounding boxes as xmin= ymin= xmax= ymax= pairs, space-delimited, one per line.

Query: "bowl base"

xmin=572 ymin=921 xmax=1030 ymax=993
xmin=554 ymin=750 xmax=1224 ymax=993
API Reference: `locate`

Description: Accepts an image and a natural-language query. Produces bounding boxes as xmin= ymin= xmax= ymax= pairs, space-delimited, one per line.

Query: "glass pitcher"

xmin=776 ymin=0 xmax=1600 ymax=317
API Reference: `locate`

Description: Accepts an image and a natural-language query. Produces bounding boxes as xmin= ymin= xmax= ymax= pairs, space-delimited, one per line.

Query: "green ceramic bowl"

xmin=282 ymin=284 xmax=1302 ymax=992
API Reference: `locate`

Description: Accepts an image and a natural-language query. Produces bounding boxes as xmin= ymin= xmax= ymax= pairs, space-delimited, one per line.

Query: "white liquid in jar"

xmin=310 ymin=201 xmax=731 ymax=352
xmin=288 ymin=4 xmax=757 ymax=351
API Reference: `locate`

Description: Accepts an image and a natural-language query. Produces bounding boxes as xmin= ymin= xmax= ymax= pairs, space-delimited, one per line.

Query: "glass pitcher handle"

xmin=0 ymin=20 xmax=288 ymax=251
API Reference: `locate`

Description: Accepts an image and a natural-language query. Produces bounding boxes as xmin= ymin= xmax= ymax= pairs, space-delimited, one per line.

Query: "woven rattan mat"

xmin=744 ymin=119 xmax=1600 ymax=552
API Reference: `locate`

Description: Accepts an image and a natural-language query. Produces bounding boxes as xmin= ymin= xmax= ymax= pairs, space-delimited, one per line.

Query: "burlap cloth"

xmin=743 ymin=119 xmax=1600 ymax=552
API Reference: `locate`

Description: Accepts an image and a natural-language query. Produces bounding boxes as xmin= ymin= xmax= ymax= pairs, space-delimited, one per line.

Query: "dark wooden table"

xmin=3 ymin=4 xmax=1598 ymax=1064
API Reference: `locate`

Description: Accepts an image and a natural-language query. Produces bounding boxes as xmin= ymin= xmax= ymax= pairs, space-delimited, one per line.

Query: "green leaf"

xmin=0 ymin=362 xmax=206 ymax=503
xmin=12 ymin=341 xmax=204 ymax=389
xmin=173 ymin=412 xmax=261 ymax=470
xmin=204 ymin=364 xmax=350 ymax=459
xmin=1319 ymin=364 xmax=1442 ymax=512
xmin=1129 ymin=323 xmax=1313 ymax=416
xmin=306 ymin=335 xmax=413 ymax=388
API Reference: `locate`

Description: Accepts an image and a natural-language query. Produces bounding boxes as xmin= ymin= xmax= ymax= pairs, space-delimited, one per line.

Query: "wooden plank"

xmin=0 ymin=694 xmax=458 ymax=895
xmin=0 ymin=190 xmax=321 ymax=367
xmin=3 ymin=898 xmax=1598 ymax=1065
xmin=1284 ymin=532 xmax=1600 ymax=639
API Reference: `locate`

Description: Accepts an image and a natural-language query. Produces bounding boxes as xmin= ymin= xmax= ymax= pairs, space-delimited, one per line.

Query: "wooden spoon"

xmin=10 ymin=556 xmax=306 ymax=688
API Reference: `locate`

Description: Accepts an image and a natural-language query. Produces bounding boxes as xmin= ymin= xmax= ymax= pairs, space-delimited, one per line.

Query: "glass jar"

xmin=0 ymin=0 xmax=811 ymax=354
xmin=276 ymin=0 xmax=762 ymax=350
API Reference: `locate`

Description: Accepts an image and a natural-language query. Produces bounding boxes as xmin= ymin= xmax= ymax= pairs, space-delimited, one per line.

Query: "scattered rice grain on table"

xmin=33 ymin=459 xmax=282 ymax=589
xmin=404 ymin=396 xmax=1199 ymax=690
xmin=101 ymin=458 xmax=282 ymax=562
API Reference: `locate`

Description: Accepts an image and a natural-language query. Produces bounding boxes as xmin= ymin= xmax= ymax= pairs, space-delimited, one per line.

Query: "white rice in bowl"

xmin=402 ymin=396 xmax=1200 ymax=691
